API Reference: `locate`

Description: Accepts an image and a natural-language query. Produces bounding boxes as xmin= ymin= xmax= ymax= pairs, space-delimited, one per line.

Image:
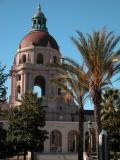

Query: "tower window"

xmin=19 ymin=58 xmax=22 ymax=64
xmin=34 ymin=20 xmax=36 ymax=24
xmin=17 ymin=85 xmax=21 ymax=100
xmin=17 ymin=75 xmax=21 ymax=81
xmin=58 ymin=88 xmax=61 ymax=95
xmin=37 ymin=53 xmax=43 ymax=64
xmin=53 ymin=56 xmax=57 ymax=63
xmin=59 ymin=106 xmax=62 ymax=111
xmin=22 ymin=55 xmax=26 ymax=63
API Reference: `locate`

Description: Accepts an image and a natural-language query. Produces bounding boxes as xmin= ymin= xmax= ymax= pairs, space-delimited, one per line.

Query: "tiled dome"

xmin=19 ymin=30 xmax=59 ymax=50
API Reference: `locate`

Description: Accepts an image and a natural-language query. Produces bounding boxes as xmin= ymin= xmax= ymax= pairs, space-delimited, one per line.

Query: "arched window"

xmin=34 ymin=19 xmax=36 ymax=24
xmin=68 ymin=130 xmax=78 ymax=152
xmin=58 ymin=88 xmax=61 ymax=95
xmin=50 ymin=130 xmax=62 ymax=152
xmin=22 ymin=54 xmax=26 ymax=63
xmin=85 ymin=131 xmax=89 ymax=152
xmin=53 ymin=56 xmax=57 ymax=63
xmin=37 ymin=53 xmax=43 ymax=64
xmin=34 ymin=75 xmax=45 ymax=96
xmin=17 ymin=85 xmax=21 ymax=100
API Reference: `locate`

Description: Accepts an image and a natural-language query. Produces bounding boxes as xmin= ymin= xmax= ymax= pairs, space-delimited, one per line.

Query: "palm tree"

xmin=101 ymin=89 xmax=120 ymax=160
xmin=50 ymin=58 xmax=88 ymax=160
xmin=71 ymin=29 xmax=120 ymax=159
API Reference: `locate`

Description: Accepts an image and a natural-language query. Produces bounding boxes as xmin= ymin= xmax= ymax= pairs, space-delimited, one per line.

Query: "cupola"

xmin=32 ymin=4 xmax=47 ymax=31
xmin=19 ymin=4 xmax=59 ymax=50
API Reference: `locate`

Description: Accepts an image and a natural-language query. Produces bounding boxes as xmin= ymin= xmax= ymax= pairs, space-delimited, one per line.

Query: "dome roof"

xmin=33 ymin=11 xmax=45 ymax=18
xmin=19 ymin=30 xmax=59 ymax=50
xmin=33 ymin=4 xmax=45 ymax=19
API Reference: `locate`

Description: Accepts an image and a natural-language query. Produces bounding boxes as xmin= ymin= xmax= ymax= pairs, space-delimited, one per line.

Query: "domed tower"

xmin=10 ymin=5 xmax=59 ymax=105
xmin=10 ymin=4 xmax=75 ymax=121
xmin=9 ymin=5 xmax=95 ymax=154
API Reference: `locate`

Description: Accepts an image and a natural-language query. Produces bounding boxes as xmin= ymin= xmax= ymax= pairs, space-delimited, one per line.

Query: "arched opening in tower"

xmin=34 ymin=75 xmax=45 ymax=97
xmin=37 ymin=53 xmax=43 ymax=64
xmin=17 ymin=85 xmax=21 ymax=100
xmin=34 ymin=86 xmax=42 ymax=97
xmin=53 ymin=56 xmax=57 ymax=63
xmin=22 ymin=54 xmax=26 ymax=63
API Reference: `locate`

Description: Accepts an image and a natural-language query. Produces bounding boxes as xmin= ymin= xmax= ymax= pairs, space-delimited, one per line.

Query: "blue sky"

xmin=0 ymin=0 xmax=120 ymax=109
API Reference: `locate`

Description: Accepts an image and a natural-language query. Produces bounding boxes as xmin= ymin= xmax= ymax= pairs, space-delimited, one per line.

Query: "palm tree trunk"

xmin=23 ymin=150 xmax=26 ymax=160
xmin=31 ymin=151 xmax=34 ymax=160
xmin=90 ymin=84 xmax=102 ymax=160
xmin=17 ymin=154 xmax=19 ymax=160
xmin=78 ymin=100 xmax=84 ymax=160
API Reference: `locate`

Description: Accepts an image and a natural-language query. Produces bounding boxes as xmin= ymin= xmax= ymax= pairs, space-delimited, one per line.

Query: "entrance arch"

xmin=34 ymin=75 xmax=45 ymax=96
xmin=50 ymin=130 xmax=62 ymax=152
xmin=68 ymin=130 xmax=78 ymax=152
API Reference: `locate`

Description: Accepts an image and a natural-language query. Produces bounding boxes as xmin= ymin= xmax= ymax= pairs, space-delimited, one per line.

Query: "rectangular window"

xmin=18 ymin=75 xmax=21 ymax=81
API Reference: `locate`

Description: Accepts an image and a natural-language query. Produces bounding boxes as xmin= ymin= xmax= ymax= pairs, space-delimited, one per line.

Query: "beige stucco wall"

xmin=43 ymin=121 xmax=96 ymax=153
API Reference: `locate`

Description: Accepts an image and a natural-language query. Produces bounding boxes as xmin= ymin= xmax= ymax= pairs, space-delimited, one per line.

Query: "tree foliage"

xmin=101 ymin=89 xmax=120 ymax=159
xmin=71 ymin=29 xmax=120 ymax=158
xmin=0 ymin=63 xmax=9 ymax=158
xmin=0 ymin=125 xmax=7 ymax=158
xmin=0 ymin=122 xmax=16 ymax=159
xmin=7 ymin=92 xmax=48 ymax=156
xmin=0 ymin=63 xmax=8 ymax=103
xmin=50 ymin=29 xmax=120 ymax=159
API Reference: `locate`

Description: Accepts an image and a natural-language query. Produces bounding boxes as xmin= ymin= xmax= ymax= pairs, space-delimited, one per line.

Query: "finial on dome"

xmin=37 ymin=3 xmax=41 ymax=12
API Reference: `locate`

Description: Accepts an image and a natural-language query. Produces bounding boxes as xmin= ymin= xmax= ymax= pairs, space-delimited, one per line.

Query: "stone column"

xmin=29 ymin=73 xmax=34 ymax=92
xmin=21 ymin=73 xmax=24 ymax=95
xmin=31 ymin=49 xmax=35 ymax=64
xmin=10 ymin=74 xmax=13 ymax=99
xmin=26 ymin=72 xmax=29 ymax=91
xmin=14 ymin=74 xmax=17 ymax=100
xmin=23 ymin=73 xmax=26 ymax=93
xmin=28 ymin=72 xmax=32 ymax=91
xmin=26 ymin=53 xmax=29 ymax=63
xmin=62 ymin=130 xmax=68 ymax=152
xmin=45 ymin=74 xmax=49 ymax=96
xmin=10 ymin=73 xmax=16 ymax=104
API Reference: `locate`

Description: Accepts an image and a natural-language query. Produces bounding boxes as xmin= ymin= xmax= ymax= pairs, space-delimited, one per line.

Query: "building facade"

xmin=9 ymin=4 xmax=96 ymax=154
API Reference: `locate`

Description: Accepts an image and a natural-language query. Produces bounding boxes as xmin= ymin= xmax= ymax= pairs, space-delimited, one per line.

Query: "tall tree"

xmin=101 ymin=89 xmax=120 ymax=160
xmin=0 ymin=63 xmax=8 ymax=103
xmin=7 ymin=92 xmax=48 ymax=160
xmin=0 ymin=63 xmax=9 ymax=158
xmin=71 ymin=29 xmax=120 ymax=159
xmin=50 ymin=58 xmax=88 ymax=160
